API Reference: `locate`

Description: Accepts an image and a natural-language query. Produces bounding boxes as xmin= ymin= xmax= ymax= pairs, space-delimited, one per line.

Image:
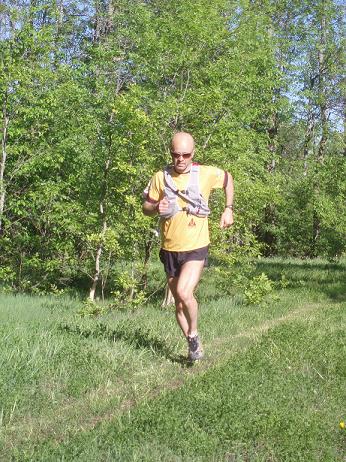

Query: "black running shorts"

xmin=159 ymin=246 xmax=209 ymax=278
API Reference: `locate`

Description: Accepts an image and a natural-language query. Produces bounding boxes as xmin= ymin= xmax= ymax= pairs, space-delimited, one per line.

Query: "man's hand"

xmin=219 ymin=208 xmax=234 ymax=228
xmin=157 ymin=197 xmax=169 ymax=215
xmin=143 ymin=197 xmax=170 ymax=216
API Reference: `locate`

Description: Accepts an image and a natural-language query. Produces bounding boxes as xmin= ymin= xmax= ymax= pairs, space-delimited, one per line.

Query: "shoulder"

xmin=150 ymin=170 xmax=165 ymax=183
xmin=153 ymin=170 xmax=164 ymax=179
xmin=148 ymin=170 xmax=165 ymax=195
xmin=197 ymin=164 xmax=226 ymax=189
xmin=145 ymin=170 xmax=165 ymax=201
xmin=198 ymin=165 xmax=224 ymax=177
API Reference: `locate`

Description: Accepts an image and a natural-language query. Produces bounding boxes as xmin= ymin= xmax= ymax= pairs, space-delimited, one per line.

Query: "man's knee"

xmin=176 ymin=287 xmax=194 ymax=305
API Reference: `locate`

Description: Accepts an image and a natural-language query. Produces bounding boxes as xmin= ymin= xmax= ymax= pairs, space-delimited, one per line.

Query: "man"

xmin=143 ymin=132 xmax=234 ymax=361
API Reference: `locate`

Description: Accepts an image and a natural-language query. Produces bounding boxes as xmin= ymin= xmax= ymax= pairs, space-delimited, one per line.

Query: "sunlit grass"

xmin=0 ymin=258 xmax=345 ymax=460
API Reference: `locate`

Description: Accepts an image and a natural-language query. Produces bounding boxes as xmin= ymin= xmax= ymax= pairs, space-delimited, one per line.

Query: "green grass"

xmin=0 ymin=258 xmax=345 ymax=461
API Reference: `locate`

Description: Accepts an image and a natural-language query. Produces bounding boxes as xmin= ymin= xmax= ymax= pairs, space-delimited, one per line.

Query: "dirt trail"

xmin=212 ymin=302 xmax=319 ymax=349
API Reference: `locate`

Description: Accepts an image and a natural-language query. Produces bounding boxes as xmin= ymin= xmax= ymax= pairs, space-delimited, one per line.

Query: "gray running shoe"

xmin=187 ymin=334 xmax=204 ymax=361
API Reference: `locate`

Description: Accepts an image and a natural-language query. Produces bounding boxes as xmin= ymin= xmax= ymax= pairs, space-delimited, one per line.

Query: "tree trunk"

xmin=303 ymin=108 xmax=315 ymax=175
xmin=141 ymin=237 xmax=154 ymax=290
xmin=344 ymin=98 xmax=346 ymax=157
xmin=89 ymin=200 xmax=107 ymax=301
xmin=311 ymin=210 xmax=320 ymax=258
xmin=267 ymin=110 xmax=278 ymax=173
xmin=162 ymin=285 xmax=175 ymax=307
xmin=93 ymin=0 xmax=114 ymax=42
xmin=88 ymin=8 xmax=122 ymax=298
xmin=0 ymin=94 xmax=9 ymax=235
xmin=89 ymin=158 xmax=111 ymax=301
xmin=317 ymin=14 xmax=327 ymax=162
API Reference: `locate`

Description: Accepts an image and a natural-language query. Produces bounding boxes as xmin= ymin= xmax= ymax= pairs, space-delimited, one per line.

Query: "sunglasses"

xmin=171 ymin=152 xmax=192 ymax=159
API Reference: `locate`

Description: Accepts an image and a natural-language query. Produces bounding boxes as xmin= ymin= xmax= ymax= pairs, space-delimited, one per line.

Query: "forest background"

xmin=0 ymin=0 xmax=345 ymax=303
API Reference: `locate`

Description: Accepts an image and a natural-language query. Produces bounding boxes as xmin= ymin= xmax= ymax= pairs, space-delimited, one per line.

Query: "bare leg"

xmin=168 ymin=260 xmax=205 ymax=337
xmin=168 ymin=276 xmax=189 ymax=337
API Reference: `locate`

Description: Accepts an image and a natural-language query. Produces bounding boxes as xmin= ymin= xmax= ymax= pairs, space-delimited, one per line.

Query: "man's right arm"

xmin=143 ymin=197 xmax=169 ymax=217
xmin=142 ymin=172 xmax=169 ymax=216
xmin=142 ymin=200 xmax=158 ymax=217
xmin=142 ymin=174 xmax=159 ymax=216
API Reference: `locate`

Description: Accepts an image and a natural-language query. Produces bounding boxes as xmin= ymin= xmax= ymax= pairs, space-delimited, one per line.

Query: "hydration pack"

xmin=160 ymin=163 xmax=210 ymax=219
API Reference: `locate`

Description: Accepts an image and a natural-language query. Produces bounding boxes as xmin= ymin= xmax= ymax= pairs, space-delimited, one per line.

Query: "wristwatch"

xmin=225 ymin=205 xmax=234 ymax=210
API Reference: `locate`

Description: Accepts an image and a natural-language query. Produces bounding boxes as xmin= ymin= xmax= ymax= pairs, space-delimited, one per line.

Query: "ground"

xmin=0 ymin=258 xmax=345 ymax=461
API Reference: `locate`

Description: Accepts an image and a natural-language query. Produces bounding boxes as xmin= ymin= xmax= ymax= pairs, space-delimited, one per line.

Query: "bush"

xmin=244 ymin=273 xmax=273 ymax=305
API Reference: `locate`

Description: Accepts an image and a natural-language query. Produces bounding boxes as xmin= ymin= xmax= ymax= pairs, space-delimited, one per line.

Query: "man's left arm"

xmin=220 ymin=171 xmax=234 ymax=228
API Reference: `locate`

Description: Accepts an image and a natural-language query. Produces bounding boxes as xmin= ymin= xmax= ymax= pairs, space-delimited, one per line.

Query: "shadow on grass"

xmin=206 ymin=256 xmax=346 ymax=303
xmin=322 ymin=284 xmax=346 ymax=302
xmin=58 ymin=322 xmax=194 ymax=368
xmin=255 ymin=259 xmax=346 ymax=302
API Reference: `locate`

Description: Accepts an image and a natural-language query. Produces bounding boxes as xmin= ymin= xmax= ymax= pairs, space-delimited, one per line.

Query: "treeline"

xmin=0 ymin=0 xmax=345 ymax=299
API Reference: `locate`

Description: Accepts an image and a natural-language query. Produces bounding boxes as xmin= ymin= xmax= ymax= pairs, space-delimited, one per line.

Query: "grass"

xmin=0 ymin=258 xmax=345 ymax=461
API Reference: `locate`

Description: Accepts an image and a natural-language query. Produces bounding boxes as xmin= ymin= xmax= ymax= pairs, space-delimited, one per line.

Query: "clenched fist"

xmin=156 ymin=197 xmax=170 ymax=215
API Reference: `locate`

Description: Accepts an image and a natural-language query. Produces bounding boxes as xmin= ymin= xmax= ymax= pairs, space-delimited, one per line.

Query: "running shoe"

xmin=187 ymin=334 xmax=204 ymax=361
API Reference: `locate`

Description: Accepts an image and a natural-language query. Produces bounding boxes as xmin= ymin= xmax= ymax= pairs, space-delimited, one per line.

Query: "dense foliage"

xmin=0 ymin=0 xmax=344 ymax=297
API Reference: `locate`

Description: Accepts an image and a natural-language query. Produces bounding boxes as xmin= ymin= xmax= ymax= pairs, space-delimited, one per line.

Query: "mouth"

xmin=173 ymin=159 xmax=190 ymax=172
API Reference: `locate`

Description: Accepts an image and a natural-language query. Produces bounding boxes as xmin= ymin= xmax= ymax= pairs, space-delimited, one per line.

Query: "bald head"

xmin=171 ymin=132 xmax=195 ymax=153
xmin=170 ymin=132 xmax=195 ymax=173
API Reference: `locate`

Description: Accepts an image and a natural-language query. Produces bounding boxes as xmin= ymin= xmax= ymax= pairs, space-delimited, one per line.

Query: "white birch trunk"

xmin=161 ymin=285 xmax=175 ymax=307
xmin=89 ymin=159 xmax=110 ymax=301
xmin=89 ymin=201 xmax=107 ymax=301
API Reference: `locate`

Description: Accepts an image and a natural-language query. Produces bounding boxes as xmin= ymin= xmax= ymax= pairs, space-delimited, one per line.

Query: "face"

xmin=170 ymin=134 xmax=195 ymax=173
